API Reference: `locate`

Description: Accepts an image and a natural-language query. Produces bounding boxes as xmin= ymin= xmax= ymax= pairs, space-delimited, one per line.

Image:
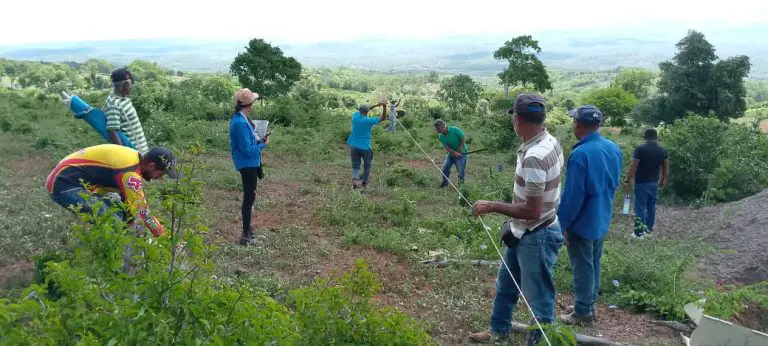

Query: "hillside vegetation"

xmin=1 ymin=29 xmax=768 ymax=344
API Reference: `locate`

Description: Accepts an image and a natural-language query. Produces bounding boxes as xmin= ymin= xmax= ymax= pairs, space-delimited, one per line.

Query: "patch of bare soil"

xmin=733 ymin=304 xmax=768 ymax=333
xmin=405 ymin=159 xmax=438 ymax=170
xmin=655 ymin=189 xmax=768 ymax=285
xmin=0 ymin=260 xmax=33 ymax=289
xmin=206 ymin=180 xmax=321 ymax=243
xmin=556 ymin=294 xmax=679 ymax=345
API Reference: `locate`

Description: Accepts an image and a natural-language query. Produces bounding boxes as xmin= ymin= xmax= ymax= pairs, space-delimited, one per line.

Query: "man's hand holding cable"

xmin=472 ymin=200 xmax=495 ymax=217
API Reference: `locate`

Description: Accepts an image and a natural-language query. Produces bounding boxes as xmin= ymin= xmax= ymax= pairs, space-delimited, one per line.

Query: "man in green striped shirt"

xmin=105 ymin=68 xmax=149 ymax=153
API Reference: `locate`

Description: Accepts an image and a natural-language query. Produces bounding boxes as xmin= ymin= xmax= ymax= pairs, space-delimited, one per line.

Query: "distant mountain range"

xmin=2 ymin=26 xmax=767 ymax=79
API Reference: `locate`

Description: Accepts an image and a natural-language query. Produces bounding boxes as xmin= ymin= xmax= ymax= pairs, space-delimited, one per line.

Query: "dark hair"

xmin=643 ymin=128 xmax=658 ymax=140
xmin=235 ymin=100 xmax=253 ymax=113
xmin=516 ymin=111 xmax=546 ymax=125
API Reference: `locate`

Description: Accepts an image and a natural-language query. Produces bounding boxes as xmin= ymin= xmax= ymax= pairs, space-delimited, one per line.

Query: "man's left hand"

xmin=452 ymin=151 xmax=462 ymax=158
xmin=472 ymin=201 xmax=494 ymax=217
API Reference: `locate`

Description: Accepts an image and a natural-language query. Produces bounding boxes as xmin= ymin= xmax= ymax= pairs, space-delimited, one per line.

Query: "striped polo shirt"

xmin=105 ymin=93 xmax=149 ymax=153
xmin=510 ymin=129 xmax=564 ymax=237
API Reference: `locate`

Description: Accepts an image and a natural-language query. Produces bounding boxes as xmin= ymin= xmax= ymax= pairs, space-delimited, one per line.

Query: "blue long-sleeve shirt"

xmin=557 ymin=131 xmax=623 ymax=240
xmin=229 ymin=112 xmax=268 ymax=171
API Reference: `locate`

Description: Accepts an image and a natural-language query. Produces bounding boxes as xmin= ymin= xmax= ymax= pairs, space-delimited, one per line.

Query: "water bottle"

xmin=622 ymin=194 xmax=631 ymax=215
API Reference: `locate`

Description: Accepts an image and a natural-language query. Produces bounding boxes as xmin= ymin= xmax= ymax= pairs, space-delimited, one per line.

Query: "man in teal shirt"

xmin=347 ymin=102 xmax=387 ymax=192
xmin=434 ymin=119 xmax=468 ymax=187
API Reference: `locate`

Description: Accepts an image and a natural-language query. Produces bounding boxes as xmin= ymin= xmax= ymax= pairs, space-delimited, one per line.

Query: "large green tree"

xmin=581 ymin=87 xmax=638 ymax=126
xmin=638 ymin=30 xmax=752 ymax=124
xmin=493 ymin=35 xmax=552 ymax=96
xmin=610 ymin=68 xmax=655 ymax=100
xmin=230 ymin=38 xmax=302 ymax=101
xmin=437 ymin=74 xmax=483 ymax=110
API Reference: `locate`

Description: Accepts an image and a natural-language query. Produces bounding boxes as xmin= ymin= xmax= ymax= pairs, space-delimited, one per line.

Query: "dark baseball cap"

xmin=507 ymin=92 xmax=547 ymax=115
xmin=111 ymin=68 xmax=135 ymax=83
xmin=358 ymin=105 xmax=370 ymax=113
xmin=145 ymin=147 xmax=178 ymax=178
xmin=568 ymin=105 xmax=603 ymax=124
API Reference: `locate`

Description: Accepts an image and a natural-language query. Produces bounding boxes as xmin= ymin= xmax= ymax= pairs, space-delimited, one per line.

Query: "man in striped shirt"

xmin=469 ymin=93 xmax=565 ymax=345
xmin=105 ymin=68 xmax=149 ymax=153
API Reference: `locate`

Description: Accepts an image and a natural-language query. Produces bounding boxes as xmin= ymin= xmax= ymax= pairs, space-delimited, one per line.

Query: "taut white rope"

xmin=395 ymin=119 xmax=552 ymax=346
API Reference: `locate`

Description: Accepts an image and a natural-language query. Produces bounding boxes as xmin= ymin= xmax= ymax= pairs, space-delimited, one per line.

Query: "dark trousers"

xmin=350 ymin=147 xmax=373 ymax=184
xmin=239 ymin=167 xmax=260 ymax=234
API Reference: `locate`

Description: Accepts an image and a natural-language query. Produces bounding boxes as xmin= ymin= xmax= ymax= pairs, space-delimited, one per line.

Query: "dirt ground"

xmin=654 ymin=189 xmax=768 ymax=285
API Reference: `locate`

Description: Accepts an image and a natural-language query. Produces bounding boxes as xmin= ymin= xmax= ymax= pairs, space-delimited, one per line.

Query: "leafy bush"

xmin=703 ymin=125 xmax=768 ymax=202
xmin=662 ymin=115 xmax=768 ymax=203
xmin=0 ymin=145 xmax=433 ymax=345
xmin=662 ymin=115 xmax=727 ymax=200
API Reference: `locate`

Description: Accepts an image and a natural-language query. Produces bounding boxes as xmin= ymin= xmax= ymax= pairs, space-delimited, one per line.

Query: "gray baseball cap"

xmin=568 ymin=105 xmax=603 ymax=124
xmin=507 ymin=92 xmax=547 ymax=115
xmin=358 ymin=105 xmax=370 ymax=113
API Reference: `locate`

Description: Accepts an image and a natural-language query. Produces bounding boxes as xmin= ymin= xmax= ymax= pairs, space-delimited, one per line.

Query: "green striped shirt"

xmin=105 ymin=93 xmax=148 ymax=153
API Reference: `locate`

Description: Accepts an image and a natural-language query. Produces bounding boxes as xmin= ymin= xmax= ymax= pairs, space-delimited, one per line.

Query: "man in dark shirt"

xmin=624 ymin=128 xmax=669 ymax=238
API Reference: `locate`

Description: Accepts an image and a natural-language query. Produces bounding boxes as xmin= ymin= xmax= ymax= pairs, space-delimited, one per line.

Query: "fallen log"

xmin=420 ymin=259 xmax=500 ymax=268
xmin=511 ymin=322 xmax=621 ymax=346
xmin=651 ymin=320 xmax=695 ymax=333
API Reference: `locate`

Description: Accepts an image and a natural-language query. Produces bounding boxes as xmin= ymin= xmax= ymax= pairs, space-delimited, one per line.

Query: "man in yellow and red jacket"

xmin=45 ymin=144 xmax=177 ymax=237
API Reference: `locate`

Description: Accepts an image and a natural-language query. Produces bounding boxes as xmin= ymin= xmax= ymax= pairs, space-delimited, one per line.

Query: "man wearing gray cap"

xmin=469 ymin=92 xmax=565 ymax=345
xmin=557 ymin=105 xmax=623 ymax=325
xmin=346 ymin=102 xmax=388 ymax=192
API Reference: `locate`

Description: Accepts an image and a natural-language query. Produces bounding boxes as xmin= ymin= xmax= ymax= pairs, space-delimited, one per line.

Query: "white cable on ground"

xmin=395 ymin=119 xmax=552 ymax=346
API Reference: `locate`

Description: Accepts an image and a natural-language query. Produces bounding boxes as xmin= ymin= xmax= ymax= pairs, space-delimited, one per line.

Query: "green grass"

xmin=0 ymin=86 xmax=749 ymax=344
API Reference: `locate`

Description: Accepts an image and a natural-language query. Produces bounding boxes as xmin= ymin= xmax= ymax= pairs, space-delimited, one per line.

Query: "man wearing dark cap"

xmin=557 ymin=105 xmax=623 ymax=325
xmin=45 ymin=143 xmax=177 ymax=238
xmin=624 ymin=128 xmax=668 ymax=238
xmin=346 ymin=102 xmax=388 ymax=192
xmin=469 ymin=92 xmax=565 ymax=345
xmin=105 ymin=68 xmax=149 ymax=153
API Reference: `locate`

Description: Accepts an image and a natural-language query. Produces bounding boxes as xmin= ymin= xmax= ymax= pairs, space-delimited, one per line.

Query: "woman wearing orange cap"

xmin=229 ymin=88 xmax=269 ymax=245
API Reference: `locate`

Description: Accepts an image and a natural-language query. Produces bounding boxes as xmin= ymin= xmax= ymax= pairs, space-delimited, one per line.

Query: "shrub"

xmin=703 ymin=125 xmax=768 ymax=203
xmin=662 ymin=115 xmax=727 ymax=200
xmin=0 ymin=144 xmax=433 ymax=345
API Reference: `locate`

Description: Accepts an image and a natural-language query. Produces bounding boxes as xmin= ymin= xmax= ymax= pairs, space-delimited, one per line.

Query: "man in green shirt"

xmin=435 ymin=119 xmax=468 ymax=187
xmin=105 ymin=68 xmax=149 ymax=154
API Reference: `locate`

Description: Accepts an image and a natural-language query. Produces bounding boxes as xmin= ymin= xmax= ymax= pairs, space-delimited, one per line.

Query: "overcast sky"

xmin=2 ymin=0 xmax=767 ymax=45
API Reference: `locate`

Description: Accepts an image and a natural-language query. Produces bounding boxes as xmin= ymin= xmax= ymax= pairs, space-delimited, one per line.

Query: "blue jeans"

xmin=50 ymin=185 xmax=125 ymax=220
xmin=566 ymin=232 xmax=604 ymax=317
xmin=490 ymin=224 xmax=564 ymax=334
xmin=441 ymin=153 xmax=467 ymax=184
xmin=350 ymin=147 xmax=374 ymax=184
xmin=633 ymin=181 xmax=658 ymax=235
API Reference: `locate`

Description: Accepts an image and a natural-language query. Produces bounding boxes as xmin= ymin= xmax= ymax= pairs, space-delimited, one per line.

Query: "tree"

xmin=581 ymin=87 xmax=638 ymax=126
xmin=610 ymin=68 xmax=655 ymax=99
xmin=493 ymin=35 xmax=552 ymax=96
xmin=649 ymin=30 xmax=751 ymax=123
xmin=230 ymin=38 xmax=302 ymax=101
xmin=437 ymin=74 xmax=483 ymax=110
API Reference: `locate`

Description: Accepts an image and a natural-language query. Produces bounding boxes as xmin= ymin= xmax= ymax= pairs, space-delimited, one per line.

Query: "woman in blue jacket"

xmin=229 ymin=88 xmax=269 ymax=245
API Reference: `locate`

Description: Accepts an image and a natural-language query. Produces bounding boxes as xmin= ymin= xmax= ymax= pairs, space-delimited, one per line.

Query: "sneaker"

xmin=564 ymin=305 xmax=597 ymax=320
xmin=630 ymin=232 xmax=645 ymax=239
xmin=467 ymin=330 xmax=508 ymax=343
xmin=352 ymin=183 xmax=359 ymax=190
xmin=439 ymin=181 xmax=448 ymax=188
xmin=558 ymin=312 xmax=595 ymax=326
xmin=239 ymin=229 xmax=256 ymax=246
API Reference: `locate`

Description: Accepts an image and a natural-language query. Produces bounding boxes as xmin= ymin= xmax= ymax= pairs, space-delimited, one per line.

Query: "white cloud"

xmin=2 ymin=0 xmax=767 ymax=45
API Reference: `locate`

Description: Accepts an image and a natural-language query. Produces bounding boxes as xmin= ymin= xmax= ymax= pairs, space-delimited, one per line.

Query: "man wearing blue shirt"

xmin=347 ymin=102 xmax=388 ymax=192
xmin=557 ymin=105 xmax=623 ymax=325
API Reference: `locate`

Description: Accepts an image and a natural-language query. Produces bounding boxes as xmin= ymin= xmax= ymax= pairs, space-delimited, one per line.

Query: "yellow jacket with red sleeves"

xmin=45 ymin=144 xmax=165 ymax=236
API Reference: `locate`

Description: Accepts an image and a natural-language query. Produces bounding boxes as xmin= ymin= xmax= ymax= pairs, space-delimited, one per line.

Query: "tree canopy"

xmin=230 ymin=38 xmax=303 ymax=101
xmin=581 ymin=87 xmax=638 ymax=126
xmin=437 ymin=74 xmax=483 ymax=110
xmin=493 ymin=35 xmax=552 ymax=95
xmin=637 ymin=30 xmax=752 ymax=124
xmin=610 ymin=68 xmax=654 ymax=100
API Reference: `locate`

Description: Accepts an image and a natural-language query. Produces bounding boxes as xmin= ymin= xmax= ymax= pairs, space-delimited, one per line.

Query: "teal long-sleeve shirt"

xmin=557 ymin=131 xmax=623 ymax=240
